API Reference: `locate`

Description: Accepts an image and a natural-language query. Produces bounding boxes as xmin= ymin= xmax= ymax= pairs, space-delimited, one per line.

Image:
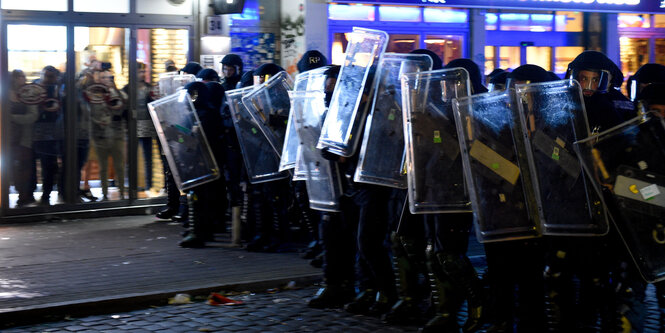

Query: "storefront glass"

xmin=526 ymin=46 xmax=551 ymax=71
xmin=554 ymin=46 xmax=584 ymax=75
xmin=1 ymin=0 xmax=66 ymax=11
xmin=499 ymin=46 xmax=520 ymax=70
xmin=387 ymin=34 xmax=420 ymax=53
xmin=6 ymin=24 xmax=67 ymax=208
xmin=328 ymin=4 xmax=375 ymax=21
xmin=620 ymin=37 xmax=649 ymax=78
xmin=425 ymin=35 xmax=463 ymax=65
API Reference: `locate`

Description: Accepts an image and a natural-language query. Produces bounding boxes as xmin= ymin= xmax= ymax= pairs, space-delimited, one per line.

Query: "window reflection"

xmin=7 ymin=25 xmax=67 ymax=208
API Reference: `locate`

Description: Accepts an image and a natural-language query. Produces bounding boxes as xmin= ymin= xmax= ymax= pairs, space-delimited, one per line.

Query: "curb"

xmin=0 ymin=273 xmax=323 ymax=329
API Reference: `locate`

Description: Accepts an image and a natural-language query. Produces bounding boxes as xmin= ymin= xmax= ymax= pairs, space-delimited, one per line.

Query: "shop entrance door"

xmin=2 ymin=25 xmax=190 ymax=214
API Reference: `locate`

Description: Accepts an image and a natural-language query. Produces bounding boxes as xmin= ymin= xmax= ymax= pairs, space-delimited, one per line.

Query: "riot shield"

xmin=516 ymin=80 xmax=609 ymax=236
xmin=279 ymin=108 xmax=299 ymax=172
xmin=452 ymin=90 xmax=541 ymax=242
xmin=575 ymin=114 xmax=665 ymax=282
xmin=291 ymin=67 xmax=330 ymax=179
xmin=292 ymin=145 xmax=307 ymax=181
xmin=291 ymin=90 xmax=343 ymax=212
xmin=401 ymin=68 xmax=472 ymax=214
xmin=242 ymin=71 xmax=293 ymax=157
xmin=157 ymin=73 xmax=196 ymax=98
xmin=227 ymin=86 xmax=289 ymax=184
xmin=294 ymin=66 xmax=328 ymax=92
xmin=148 ymin=90 xmax=220 ymax=191
xmin=318 ymin=27 xmax=389 ymax=157
xmin=355 ymin=53 xmax=432 ymax=188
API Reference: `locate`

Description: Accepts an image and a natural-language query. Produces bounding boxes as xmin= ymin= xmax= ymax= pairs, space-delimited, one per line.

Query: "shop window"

xmin=618 ymin=14 xmax=650 ymax=28
xmin=8 ymin=25 xmax=67 ymax=81
xmin=1 ymin=0 xmax=66 ymax=11
xmin=423 ymin=7 xmax=468 ymax=24
xmin=425 ymin=35 xmax=463 ymax=65
xmin=331 ymin=33 xmax=350 ymax=65
xmin=656 ymin=39 xmax=665 ymax=66
xmin=655 ymin=15 xmax=665 ymax=28
xmin=554 ymin=47 xmax=584 ymax=74
xmin=620 ymin=37 xmax=649 ymax=78
xmin=387 ymin=35 xmax=420 ymax=53
xmin=485 ymin=13 xmax=498 ymax=31
xmin=485 ymin=46 xmax=495 ymax=75
xmin=74 ymin=0 xmax=129 ymax=13
xmin=499 ymin=47 xmax=520 ymax=70
xmin=137 ymin=0 xmax=193 ymax=15
xmin=555 ymin=12 xmax=583 ymax=32
xmin=500 ymin=12 xmax=553 ymax=32
xmin=328 ymin=4 xmax=375 ymax=21
xmin=526 ymin=47 xmax=551 ymax=71
xmin=379 ymin=6 xmax=420 ymax=22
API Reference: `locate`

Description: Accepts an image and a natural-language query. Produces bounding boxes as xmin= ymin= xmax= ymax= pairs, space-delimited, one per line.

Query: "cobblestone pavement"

xmin=4 ymin=286 xmax=420 ymax=333
xmin=6 ymin=284 xmax=665 ymax=333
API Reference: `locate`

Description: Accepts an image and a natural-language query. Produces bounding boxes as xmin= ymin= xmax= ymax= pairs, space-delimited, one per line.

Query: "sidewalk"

xmin=0 ymin=215 xmax=322 ymax=328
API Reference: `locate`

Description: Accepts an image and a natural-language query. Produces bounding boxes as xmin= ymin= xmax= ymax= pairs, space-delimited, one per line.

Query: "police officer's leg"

xmin=484 ymin=241 xmax=516 ymax=332
xmin=383 ymin=192 xmax=428 ymax=324
xmin=437 ymin=213 xmax=486 ymax=332
xmin=156 ymin=154 xmax=180 ymax=219
xmin=308 ymin=206 xmax=356 ymax=308
xmin=346 ymin=186 xmax=397 ymax=315
xmin=515 ymin=238 xmax=545 ymax=333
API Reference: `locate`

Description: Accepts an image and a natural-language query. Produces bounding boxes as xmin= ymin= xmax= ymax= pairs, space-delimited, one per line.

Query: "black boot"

xmin=437 ymin=252 xmax=486 ymax=333
xmin=383 ymin=232 xmax=425 ymax=324
xmin=308 ymin=283 xmax=355 ymax=309
xmin=179 ymin=192 xmax=205 ymax=248
xmin=158 ymin=158 xmax=180 ymax=220
xmin=421 ymin=245 xmax=460 ymax=333
xmin=345 ymin=289 xmax=378 ymax=315
xmin=172 ymin=194 xmax=189 ymax=223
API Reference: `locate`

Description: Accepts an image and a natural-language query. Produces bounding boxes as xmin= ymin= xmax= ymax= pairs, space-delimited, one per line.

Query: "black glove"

xmin=320 ymin=147 xmax=340 ymax=162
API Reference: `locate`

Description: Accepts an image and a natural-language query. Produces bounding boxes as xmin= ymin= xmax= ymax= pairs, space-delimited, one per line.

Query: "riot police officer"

xmin=179 ymin=82 xmax=226 ymax=248
xmin=629 ymin=63 xmax=665 ymax=102
xmin=220 ymin=54 xmax=244 ymax=91
xmin=244 ymin=63 xmax=293 ymax=252
xmin=308 ymin=65 xmax=359 ymax=309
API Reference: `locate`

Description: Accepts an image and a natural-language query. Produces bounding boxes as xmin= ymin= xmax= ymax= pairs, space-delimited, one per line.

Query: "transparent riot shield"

xmin=401 ymin=68 xmax=472 ymax=214
xmin=291 ymin=90 xmax=343 ymax=212
xmin=279 ymin=108 xmax=299 ymax=172
xmin=227 ymin=86 xmax=289 ymax=184
xmin=294 ymin=66 xmax=328 ymax=92
xmin=157 ymin=73 xmax=196 ymax=98
xmin=242 ymin=71 xmax=293 ymax=157
xmin=355 ymin=53 xmax=432 ymax=188
xmin=148 ymin=90 xmax=220 ymax=191
xmin=575 ymin=114 xmax=665 ymax=282
xmin=452 ymin=90 xmax=541 ymax=242
xmin=318 ymin=27 xmax=389 ymax=157
xmin=516 ymin=80 xmax=609 ymax=236
xmin=292 ymin=67 xmax=330 ymax=179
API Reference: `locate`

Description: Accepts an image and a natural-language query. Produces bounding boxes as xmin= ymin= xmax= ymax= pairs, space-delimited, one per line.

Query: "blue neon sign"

xmin=330 ymin=0 xmax=665 ymax=13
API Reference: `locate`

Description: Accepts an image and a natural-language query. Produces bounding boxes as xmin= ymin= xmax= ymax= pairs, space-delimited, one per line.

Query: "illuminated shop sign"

xmin=330 ymin=0 xmax=665 ymax=13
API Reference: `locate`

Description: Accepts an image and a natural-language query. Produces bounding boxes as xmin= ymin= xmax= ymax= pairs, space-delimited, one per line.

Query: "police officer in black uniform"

xmin=540 ymin=51 xmax=645 ymax=332
xmin=220 ymin=54 xmax=244 ymax=91
xmin=244 ymin=63 xmax=293 ymax=252
xmin=295 ymin=50 xmax=329 ymax=261
xmin=179 ymin=81 xmax=226 ymax=248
